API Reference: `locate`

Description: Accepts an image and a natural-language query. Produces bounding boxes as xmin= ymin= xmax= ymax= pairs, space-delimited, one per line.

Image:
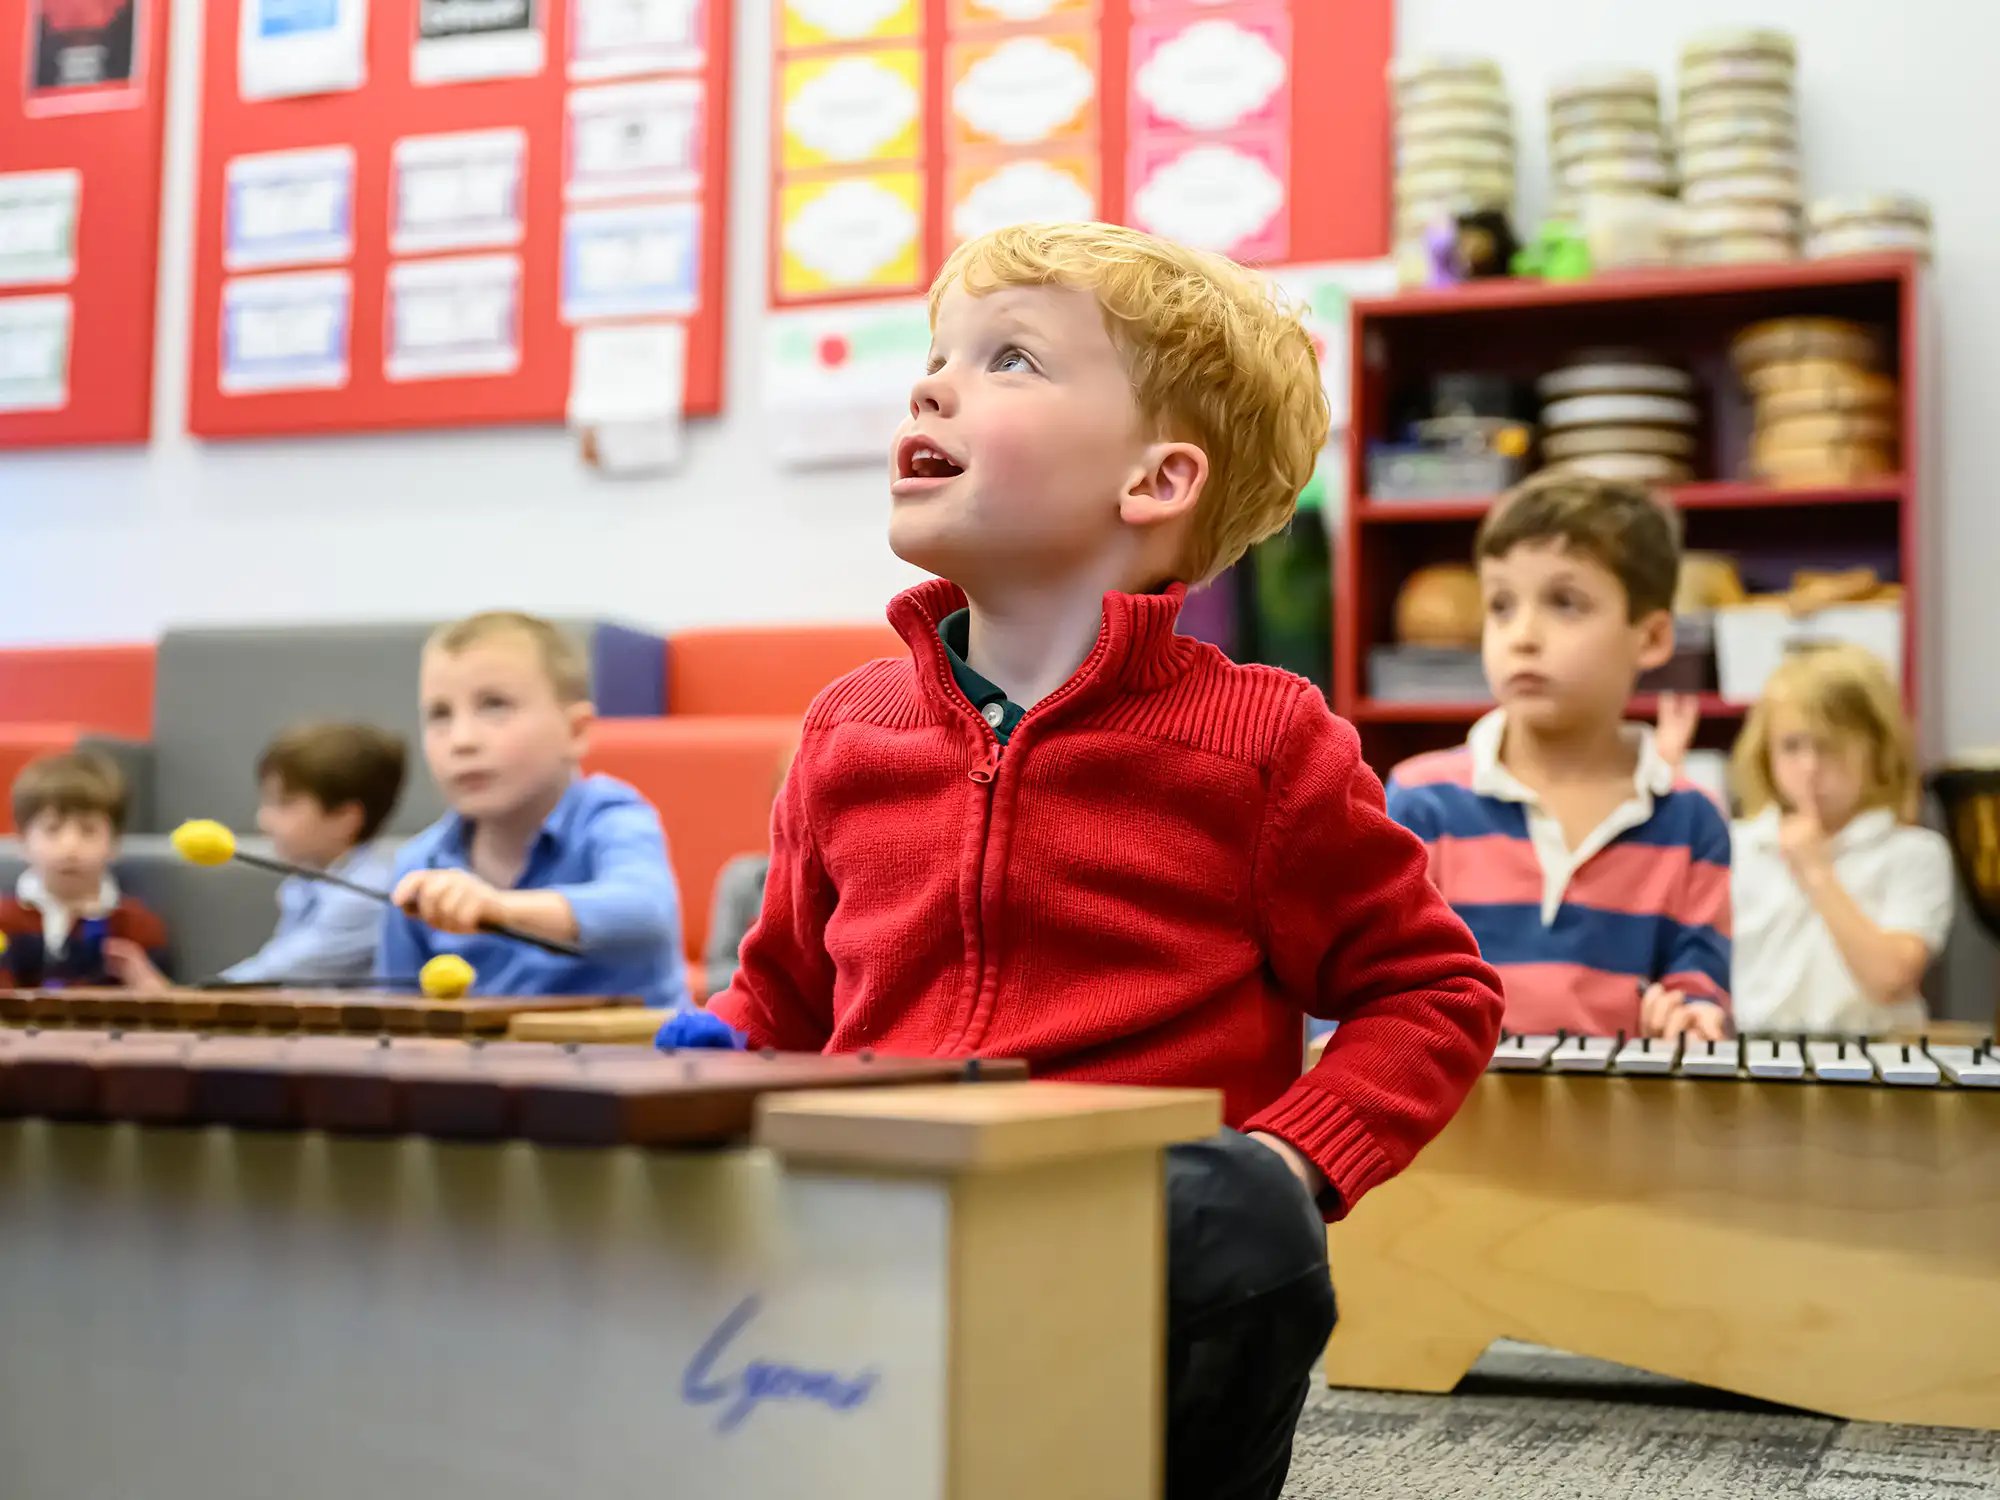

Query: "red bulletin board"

xmin=188 ymin=0 xmax=731 ymax=438
xmin=0 ymin=0 xmax=171 ymax=448
xmin=767 ymin=0 xmax=1391 ymax=308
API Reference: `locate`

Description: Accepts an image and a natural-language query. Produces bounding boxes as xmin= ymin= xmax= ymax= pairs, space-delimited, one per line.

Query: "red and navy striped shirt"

xmin=1385 ymin=712 xmax=1731 ymax=1036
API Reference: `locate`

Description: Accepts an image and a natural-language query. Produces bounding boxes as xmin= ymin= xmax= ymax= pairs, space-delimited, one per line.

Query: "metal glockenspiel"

xmin=1483 ymin=1027 xmax=2000 ymax=1087
xmin=1325 ymin=1020 xmax=2000 ymax=1431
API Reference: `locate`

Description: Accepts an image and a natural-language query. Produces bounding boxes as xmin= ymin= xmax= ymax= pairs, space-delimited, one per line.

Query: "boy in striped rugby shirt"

xmin=1386 ymin=473 xmax=1732 ymax=1040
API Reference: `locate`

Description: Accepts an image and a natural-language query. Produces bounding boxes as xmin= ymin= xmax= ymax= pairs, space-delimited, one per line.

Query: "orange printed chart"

xmin=767 ymin=0 xmax=1390 ymax=305
xmin=760 ymin=0 xmax=1392 ymax=464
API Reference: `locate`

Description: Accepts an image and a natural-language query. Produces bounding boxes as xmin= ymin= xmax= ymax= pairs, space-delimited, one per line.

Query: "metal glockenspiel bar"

xmin=1485 ymin=1030 xmax=2000 ymax=1091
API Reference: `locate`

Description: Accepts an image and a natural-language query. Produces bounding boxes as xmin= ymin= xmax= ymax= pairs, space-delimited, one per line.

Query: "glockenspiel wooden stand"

xmin=0 ymin=1030 xmax=1218 ymax=1500
xmin=1324 ymin=1027 xmax=2000 ymax=1429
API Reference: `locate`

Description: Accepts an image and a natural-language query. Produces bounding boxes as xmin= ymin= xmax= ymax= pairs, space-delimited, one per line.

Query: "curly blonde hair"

xmin=930 ymin=222 xmax=1331 ymax=584
xmin=1732 ymin=642 xmax=1917 ymax=820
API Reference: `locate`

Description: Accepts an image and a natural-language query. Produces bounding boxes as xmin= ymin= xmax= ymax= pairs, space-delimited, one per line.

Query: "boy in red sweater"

xmin=662 ymin=222 xmax=1502 ymax=1498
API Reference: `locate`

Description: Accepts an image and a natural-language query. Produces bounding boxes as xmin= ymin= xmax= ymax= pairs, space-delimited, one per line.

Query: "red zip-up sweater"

xmin=708 ymin=578 xmax=1503 ymax=1214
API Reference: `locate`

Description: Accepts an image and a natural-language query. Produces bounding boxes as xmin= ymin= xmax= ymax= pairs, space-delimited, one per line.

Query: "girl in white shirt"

xmin=1727 ymin=644 xmax=1954 ymax=1034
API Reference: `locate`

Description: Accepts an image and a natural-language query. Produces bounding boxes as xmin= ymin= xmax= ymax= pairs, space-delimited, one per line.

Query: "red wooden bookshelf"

xmin=1336 ymin=254 xmax=1926 ymax=777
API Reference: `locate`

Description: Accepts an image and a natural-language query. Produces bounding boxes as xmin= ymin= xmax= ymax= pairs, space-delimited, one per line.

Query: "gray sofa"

xmin=5 ymin=617 xmax=664 ymax=983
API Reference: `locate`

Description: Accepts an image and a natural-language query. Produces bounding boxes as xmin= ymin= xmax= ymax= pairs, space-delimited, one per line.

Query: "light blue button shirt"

xmin=220 ymin=843 xmax=396 ymax=984
xmin=378 ymin=774 xmax=690 ymax=1009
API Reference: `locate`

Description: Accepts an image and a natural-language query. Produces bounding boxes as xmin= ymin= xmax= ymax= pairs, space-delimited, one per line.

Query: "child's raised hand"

xmin=1640 ymin=982 xmax=1728 ymax=1042
xmin=393 ymin=869 xmax=506 ymax=935
xmin=103 ymin=937 xmax=170 ymax=990
xmin=1654 ymin=691 xmax=1701 ymax=772
xmin=1778 ymin=812 xmax=1833 ymax=882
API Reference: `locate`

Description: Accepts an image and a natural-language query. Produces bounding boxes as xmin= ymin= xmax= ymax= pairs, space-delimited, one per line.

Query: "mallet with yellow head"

xmin=171 ymin=820 xmax=582 ymax=986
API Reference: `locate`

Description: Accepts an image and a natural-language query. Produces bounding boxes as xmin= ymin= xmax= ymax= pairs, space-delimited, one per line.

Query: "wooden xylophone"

xmin=1324 ymin=1022 xmax=2000 ymax=1430
xmin=0 ymin=1027 xmax=1026 ymax=1145
xmin=2 ymin=1028 xmax=1216 ymax=1500
xmin=0 ymin=986 xmax=640 ymax=1037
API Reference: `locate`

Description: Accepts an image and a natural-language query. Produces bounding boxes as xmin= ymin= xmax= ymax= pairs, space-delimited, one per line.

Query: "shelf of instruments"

xmin=1337 ymin=253 xmax=1927 ymax=777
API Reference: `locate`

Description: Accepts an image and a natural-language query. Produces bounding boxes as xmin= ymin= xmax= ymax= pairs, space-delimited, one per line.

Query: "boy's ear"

xmin=1634 ymin=608 xmax=1676 ymax=673
xmin=566 ymin=699 xmax=597 ymax=755
xmin=330 ymin=800 xmax=368 ymax=845
xmin=1118 ymin=441 xmax=1208 ymax=530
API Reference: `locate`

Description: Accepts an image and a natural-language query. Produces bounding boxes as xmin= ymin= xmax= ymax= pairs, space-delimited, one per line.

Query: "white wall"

xmin=0 ymin=0 xmax=923 ymax=646
xmin=4 ymin=1 xmax=1997 ymax=754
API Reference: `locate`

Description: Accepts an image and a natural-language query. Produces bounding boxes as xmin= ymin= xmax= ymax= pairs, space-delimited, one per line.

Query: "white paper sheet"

xmin=561 ymin=201 xmax=699 ymax=322
xmin=391 ymin=129 xmax=526 ymax=254
xmin=0 ymin=294 xmax=73 ymax=412
xmin=566 ymin=79 xmax=703 ymax=202
xmin=220 ymin=270 xmax=351 ymax=394
xmin=412 ymin=0 xmax=544 ymax=84
xmin=238 ymin=0 xmax=368 ymax=100
xmin=0 ymin=170 xmax=81 ymax=287
xmin=385 ymin=253 xmax=521 ymax=380
xmin=570 ymin=320 xmax=687 ymax=475
xmin=569 ymin=319 xmax=685 ymax=422
xmin=762 ymin=299 xmax=928 ymax=468
xmin=224 ymin=147 xmax=354 ymax=272
xmin=568 ymin=0 xmax=702 ymax=79
xmin=1266 ymin=260 xmax=1399 ymax=428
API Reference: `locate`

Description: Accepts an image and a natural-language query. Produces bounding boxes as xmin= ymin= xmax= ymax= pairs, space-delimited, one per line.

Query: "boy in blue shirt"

xmin=382 ymin=611 xmax=690 ymax=1008
xmin=107 ymin=723 xmax=406 ymax=988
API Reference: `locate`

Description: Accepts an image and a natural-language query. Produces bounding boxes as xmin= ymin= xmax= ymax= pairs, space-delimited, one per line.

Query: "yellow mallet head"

xmin=171 ymin=819 xmax=237 ymax=868
xmin=420 ymin=953 xmax=476 ymax=1001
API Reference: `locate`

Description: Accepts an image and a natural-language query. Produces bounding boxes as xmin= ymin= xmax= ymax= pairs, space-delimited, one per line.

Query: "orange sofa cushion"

xmin=0 ymin=645 xmax=154 ymax=738
xmin=666 ymin=623 xmax=900 ymax=717
xmin=0 ymin=724 xmax=86 ymax=834
xmin=582 ymin=716 xmax=800 ymax=964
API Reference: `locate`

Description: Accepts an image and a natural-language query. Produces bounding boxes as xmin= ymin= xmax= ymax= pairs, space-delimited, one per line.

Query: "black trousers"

xmin=1165 ymin=1130 xmax=1338 ymax=1500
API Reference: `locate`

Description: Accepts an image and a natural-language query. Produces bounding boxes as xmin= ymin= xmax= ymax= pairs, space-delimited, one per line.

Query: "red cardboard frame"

xmin=0 ymin=0 xmax=171 ymax=448
xmin=188 ymin=0 xmax=731 ymax=439
xmin=766 ymin=0 xmax=1391 ymax=309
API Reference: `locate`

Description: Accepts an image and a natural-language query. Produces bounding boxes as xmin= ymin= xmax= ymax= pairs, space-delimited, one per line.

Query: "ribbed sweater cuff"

xmin=1243 ymin=1082 xmax=1394 ymax=1220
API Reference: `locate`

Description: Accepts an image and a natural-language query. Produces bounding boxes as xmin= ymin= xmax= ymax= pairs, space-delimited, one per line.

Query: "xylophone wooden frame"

xmin=1323 ymin=1023 xmax=2000 ymax=1430
xmin=0 ymin=1026 xmax=1219 ymax=1499
xmin=0 ymin=986 xmax=640 ymax=1038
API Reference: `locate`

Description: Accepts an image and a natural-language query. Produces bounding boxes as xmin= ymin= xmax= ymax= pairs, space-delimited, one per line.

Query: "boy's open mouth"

xmin=896 ymin=435 xmax=965 ymax=481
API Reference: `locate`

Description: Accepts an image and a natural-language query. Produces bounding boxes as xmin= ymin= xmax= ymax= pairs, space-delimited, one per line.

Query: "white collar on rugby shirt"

xmin=16 ymin=867 xmax=120 ymax=953
xmin=1465 ymin=709 xmax=1676 ymax=924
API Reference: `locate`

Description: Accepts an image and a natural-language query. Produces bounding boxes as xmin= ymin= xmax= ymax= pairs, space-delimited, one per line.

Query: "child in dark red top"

xmin=1 ymin=751 xmax=170 ymax=987
xmin=664 ymin=222 xmax=1503 ymax=1499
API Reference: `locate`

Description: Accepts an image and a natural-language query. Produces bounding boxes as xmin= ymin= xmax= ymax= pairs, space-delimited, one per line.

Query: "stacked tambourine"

xmin=1676 ymin=28 xmax=1802 ymax=264
xmin=1391 ymin=54 xmax=1514 ymax=246
xmin=1536 ymin=351 xmax=1698 ymax=487
xmin=1547 ymin=67 xmax=1674 ymax=219
xmin=1731 ymin=317 xmax=1898 ymax=484
xmin=1806 ymin=193 xmax=1934 ymax=261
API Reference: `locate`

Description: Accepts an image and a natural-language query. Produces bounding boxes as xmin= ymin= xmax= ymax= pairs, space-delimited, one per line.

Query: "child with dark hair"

xmin=3 ymin=751 xmax=170 ymax=987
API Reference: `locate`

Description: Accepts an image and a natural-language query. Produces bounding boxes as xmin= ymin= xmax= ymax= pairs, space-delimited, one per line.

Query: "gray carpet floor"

xmin=1286 ymin=1344 xmax=2000 ymax=1498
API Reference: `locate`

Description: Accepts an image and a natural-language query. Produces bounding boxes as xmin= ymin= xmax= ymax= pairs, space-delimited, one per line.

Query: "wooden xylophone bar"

xmin=0 ymin=1027 xmax=1026 ymax=1147
xmin=1489 ymin=1028 xmax=2000 ymax=1086
xmin=0 ymin=987 xmax=641 ymax=1037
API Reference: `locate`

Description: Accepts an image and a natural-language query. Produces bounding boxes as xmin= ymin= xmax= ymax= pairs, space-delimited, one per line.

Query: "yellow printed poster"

xmin=948 ymin=32 xmax=1096 ymax=152
xmin=779 ymin=49 xmax=925 ymax=174
xmin=778 ymin=171 xmax=924 ymax=298
xmin=781 ymin=0 xmax=920 ymax=49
